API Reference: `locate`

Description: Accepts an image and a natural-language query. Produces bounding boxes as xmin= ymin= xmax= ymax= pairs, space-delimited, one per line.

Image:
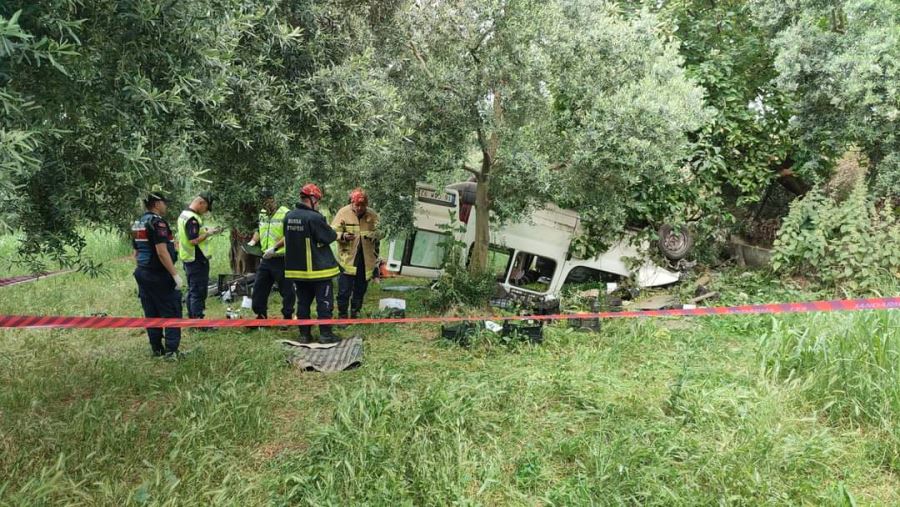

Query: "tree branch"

xmin=407 ymin=41 xmax=434 ymax=80
xmin=409 ymin=41 xmax=465 ymax=98
xmin=463 ymin=164 xmax=481 ymax=176
xmin=476 ymin=127 xmax=489 ymax=155
xmin=469 ymin=27 xmax=493 ymax=65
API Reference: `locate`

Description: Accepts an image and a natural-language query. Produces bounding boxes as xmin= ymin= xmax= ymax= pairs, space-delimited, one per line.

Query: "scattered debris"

xmin=689 ymin=291 xmax=720 ymax=305
xmin=215 ymin=273 xmax=255 ymax=298
xmin=567 ymin=313 xmax=601 ymax=332
xmin=378 ymin=298 xmax=406 ymax=318
xmin=441 ymin=322 xmax=478 ymax=345
xmin=577 ymin=288 xmax=601 ymax=299
xmin=484 ymin=320 xmax=503 ymax=333
xmin=731 ymin=236 xmax=773 ymax=268
xmin=501 ymin=321 xmax=543 ymax=343
xmin=441 ymin=320 xmax=543 ymax=346
xmin=632 ymin=295 xmax=680 ymax=311
xmin=381 ymin=285 xmax=423 ymax=292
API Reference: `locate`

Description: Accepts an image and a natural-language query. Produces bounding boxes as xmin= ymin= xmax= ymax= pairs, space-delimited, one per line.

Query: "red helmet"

xmin=300 ymin=183 xmax=323 ymax=202
xmin=349 ymin=188 xmax=368 ymax=206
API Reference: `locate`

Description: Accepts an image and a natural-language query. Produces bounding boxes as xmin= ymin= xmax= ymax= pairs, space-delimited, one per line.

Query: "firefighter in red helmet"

xmin=279 ymin=183 xmax=342 ymax=343
xmin=332 ymin=187 xmax=381 ymax=322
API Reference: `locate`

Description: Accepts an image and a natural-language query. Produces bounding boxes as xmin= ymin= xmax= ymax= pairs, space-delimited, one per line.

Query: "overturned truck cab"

xmin=383 ymin=182 xmax=680 ymax=304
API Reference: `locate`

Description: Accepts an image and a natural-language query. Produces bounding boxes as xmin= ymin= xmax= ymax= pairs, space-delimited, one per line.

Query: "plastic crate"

xmin=567 ymin=315 xmax=601 ymax=333
xmin=501 ymin=321 xmax=544 ymax=344
xmin=441 ymin=322 xmax=478 ymax=346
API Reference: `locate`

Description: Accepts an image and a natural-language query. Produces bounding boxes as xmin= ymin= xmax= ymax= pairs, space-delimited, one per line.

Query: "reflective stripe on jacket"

xmin=331 ymin=204 xmax=380 ymax=279
xmin=259 ymin=206 xmax=290 ymax=256
xmin=283 ymin=203 xmax=340 ymax=280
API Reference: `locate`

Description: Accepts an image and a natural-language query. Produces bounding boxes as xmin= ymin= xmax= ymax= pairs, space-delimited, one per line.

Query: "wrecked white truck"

xmin=381 ymin=182 xmax=681 ymax=305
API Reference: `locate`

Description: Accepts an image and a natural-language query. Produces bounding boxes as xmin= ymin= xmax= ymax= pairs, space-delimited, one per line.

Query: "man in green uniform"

xmin=248 ymin=188 xmax=295 ymax=320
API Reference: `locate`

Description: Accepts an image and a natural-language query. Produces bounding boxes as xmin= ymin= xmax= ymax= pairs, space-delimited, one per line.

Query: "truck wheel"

xmin=658 ymin=224 xmax=693 ymax=261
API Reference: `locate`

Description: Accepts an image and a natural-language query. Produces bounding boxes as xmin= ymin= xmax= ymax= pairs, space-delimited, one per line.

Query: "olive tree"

xmin=1 ymin=1 xmax=403 ymax=273
xmin=386 ymin=0 xmax=708 ymax=272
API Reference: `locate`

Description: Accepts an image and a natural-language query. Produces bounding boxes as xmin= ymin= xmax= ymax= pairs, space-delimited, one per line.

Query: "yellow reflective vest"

xmin=177 ymin=209 xmax=209 ymax=263
xmin=258 ymin=206 xmax=289 ymax=256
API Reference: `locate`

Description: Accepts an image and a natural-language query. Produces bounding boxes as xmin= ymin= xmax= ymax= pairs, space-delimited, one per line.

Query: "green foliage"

xmin=551 ymin=4 xmax=710 ymax=255
xmin=2 ymin=227 xmax=131 ymax=278
xmin=872 ymin=152 xmax=900 ymax=203
xmin=0 ymin=1 xmax=404 ymax=269
xmin=384 ymin=0 xmax=708 ymax=262
xmin=753 ymin=0 xmax=900 ymax=200
xmin=423 ymin=215 xmax=496 ymax=313
xmin=771 ymin=181 xmax=900 ymax=293
xmin=621 ymin=0 xmax=808 ymax=262
xmin=662 ymin=0 xmax=796 ymax=193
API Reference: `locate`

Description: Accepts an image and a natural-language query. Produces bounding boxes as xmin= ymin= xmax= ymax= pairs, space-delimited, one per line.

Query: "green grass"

xmin=0 ymin=228 xmax=134 ymax=278
xmin=1 ymin=233 xmax=899 ymax=504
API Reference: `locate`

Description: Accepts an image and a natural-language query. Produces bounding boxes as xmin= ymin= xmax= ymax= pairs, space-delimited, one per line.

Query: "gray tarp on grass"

xmin=281 ymin=337 xmax=363 ymax=372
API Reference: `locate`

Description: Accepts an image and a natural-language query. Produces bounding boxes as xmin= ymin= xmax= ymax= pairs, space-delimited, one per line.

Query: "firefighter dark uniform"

xmin=283 ymin=200 xmax=341 ymax=342
xmin=132 ymin=208 xmax=182 ymax=355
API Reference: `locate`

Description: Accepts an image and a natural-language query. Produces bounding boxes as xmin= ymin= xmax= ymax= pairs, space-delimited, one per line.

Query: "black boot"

xmin=336 ymin=312 xmax=349 ymax=329
xmin=318 ymin=325 xmax=343 ymax=344
xmin=298 ymin=325 xmax=313 ymax=344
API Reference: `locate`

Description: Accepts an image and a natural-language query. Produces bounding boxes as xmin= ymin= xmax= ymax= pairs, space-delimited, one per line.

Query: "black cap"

xmin=259 ymin=187 xmax=274 ymax=199
xmin=199 ymin=191 xmax=214 ymax=211
xmin=144 ymin=193 xmax=167 ymax=208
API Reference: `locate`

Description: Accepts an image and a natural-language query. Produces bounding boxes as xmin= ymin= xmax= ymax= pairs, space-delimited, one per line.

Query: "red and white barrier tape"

xmin=0 ymin=297 xmax=897 ymax=330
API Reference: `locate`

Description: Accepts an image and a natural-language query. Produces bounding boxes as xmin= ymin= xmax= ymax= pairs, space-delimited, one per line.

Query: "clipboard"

xmin=241 ymin=243 xmax=264 ymax=257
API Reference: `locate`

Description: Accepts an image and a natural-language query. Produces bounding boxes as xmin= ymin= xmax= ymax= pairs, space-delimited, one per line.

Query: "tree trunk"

xmin=468 ymin=89 xmax=501 ymax=274
xmin=469 ymin=166 xmax=491 ymax=274
xmin=774 ymin=157 xmax=810 ymax=196
xmin=229 ymin=228 xmax=258 ymax=275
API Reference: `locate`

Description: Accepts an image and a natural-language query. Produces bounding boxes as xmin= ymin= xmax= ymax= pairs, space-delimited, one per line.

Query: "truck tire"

xmin=658 ymin=224 xmax=693 ymax=261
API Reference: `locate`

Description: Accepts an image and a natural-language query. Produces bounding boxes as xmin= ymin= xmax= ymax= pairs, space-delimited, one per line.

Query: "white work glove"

xmin=173 ymin=274 xmax=184 ymax=290
xmin=247 ymin=238 xmax=257 ymax=247
xmin=206 ymin=226 xmax=223 ymax=236
xmin=262 ymin=247 xmax=276 ymax=259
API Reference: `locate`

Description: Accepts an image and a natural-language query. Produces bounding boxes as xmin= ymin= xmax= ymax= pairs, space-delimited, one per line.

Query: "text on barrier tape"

xmin=0 ymin=297 xmax=898 ymax=330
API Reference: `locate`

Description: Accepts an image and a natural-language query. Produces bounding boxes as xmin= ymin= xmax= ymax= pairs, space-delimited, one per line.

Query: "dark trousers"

xmin=134 ymin=267 xmax=182 ymax=354
xmin=294 ymin=279 xmax=334 ymax=335
xmin=337 ymin=257 xmax=368 ymax=317
xmin=184 ymin=260 xmax=209 ymax=319
xmin=252 ymin=257 xmax=295 ymax=319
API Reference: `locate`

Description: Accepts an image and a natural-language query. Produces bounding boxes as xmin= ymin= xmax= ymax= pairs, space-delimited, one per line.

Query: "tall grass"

xmin=759 ymin=311 xmax=900 ymax=471
xmin=2 ymin=251 xmax=899 ymax=504
xmin=0 ymin=228 xmax=133 ymax=278
xmin=0 ymin=334 xmax=282 ymax=505
xmin=272 ymin=320 xmax=877 ymax=505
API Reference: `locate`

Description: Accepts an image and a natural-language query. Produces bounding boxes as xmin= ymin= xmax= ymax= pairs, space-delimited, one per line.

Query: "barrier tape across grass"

xmin=1 ymin=297 xmax=898 ymax=330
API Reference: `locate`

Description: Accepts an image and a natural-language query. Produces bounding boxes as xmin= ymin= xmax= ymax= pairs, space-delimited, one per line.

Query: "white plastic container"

xmin=378 ymin=298 xmax=407 ymax=311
